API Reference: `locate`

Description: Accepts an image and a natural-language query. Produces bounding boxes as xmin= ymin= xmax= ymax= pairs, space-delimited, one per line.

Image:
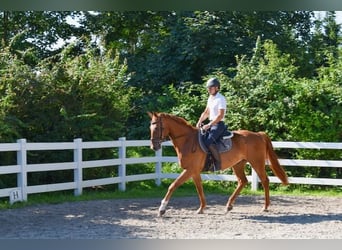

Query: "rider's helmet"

xmin=206 ymin=78 xmax=220 ymax=88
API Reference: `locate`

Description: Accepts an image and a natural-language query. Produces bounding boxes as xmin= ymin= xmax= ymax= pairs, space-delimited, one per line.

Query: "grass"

xmin=0 ymin=180 xmax=341 ymax=210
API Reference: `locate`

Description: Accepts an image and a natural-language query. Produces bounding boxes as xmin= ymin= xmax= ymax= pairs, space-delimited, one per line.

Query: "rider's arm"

xmin=196 ymin=107 xmax=209 ymax=127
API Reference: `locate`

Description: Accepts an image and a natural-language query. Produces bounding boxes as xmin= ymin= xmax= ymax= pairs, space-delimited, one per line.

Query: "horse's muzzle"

xmin=150 ymin=140 xmax=161 ymax=151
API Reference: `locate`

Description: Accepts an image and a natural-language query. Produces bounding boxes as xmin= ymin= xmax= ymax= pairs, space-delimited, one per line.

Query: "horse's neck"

xmin=167 ymin=120 xmax=197 ymax=150
xmin=168 ymin=119 xmax=193 ymax=139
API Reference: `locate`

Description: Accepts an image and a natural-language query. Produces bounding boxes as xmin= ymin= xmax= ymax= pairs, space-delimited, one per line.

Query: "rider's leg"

xmin=205 ymin=121 xmax=225 ymax=170
xmin=208 ymin=144 xmax=221 ymax=170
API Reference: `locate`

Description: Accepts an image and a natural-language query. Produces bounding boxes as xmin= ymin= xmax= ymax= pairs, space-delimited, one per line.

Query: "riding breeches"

xmin=204 ymin=121 xmax=225 ymax=147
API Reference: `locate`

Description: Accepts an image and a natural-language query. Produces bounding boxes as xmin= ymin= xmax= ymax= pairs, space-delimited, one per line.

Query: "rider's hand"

xmin=202 ymin=124 xmax=211 ymax=130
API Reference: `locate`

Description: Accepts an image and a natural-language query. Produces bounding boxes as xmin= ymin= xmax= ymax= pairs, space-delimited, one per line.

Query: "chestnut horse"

xmin=148 ymin=112 xmax=289 ymax=217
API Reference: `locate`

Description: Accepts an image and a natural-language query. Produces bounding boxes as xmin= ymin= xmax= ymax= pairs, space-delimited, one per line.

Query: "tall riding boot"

xmin=208 ymin=144 xmax=221 ymax=170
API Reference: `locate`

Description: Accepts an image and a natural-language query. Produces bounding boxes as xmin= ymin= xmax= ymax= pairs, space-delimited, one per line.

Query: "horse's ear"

xmin=147 ymin=112 xmax=154 ymax=118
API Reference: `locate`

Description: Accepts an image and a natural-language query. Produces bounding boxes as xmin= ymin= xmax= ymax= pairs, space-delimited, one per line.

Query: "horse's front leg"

xmin=192 ymin=173 xmax=206 ymax=214
xmin=158 ymin=169 xmax=192 ymax=217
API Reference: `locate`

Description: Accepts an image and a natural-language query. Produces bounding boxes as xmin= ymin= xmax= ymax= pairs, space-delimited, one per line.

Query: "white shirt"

xmin=207 ymin=92 xmax=226 ymax=121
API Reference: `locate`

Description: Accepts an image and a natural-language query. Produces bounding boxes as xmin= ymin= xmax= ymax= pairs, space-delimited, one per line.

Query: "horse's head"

xmin=148 ymin=112 xmax=169 ymax=151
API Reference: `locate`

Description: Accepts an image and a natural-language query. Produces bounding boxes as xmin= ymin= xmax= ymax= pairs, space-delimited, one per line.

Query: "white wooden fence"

xmin=0 ymin=138 xmax=341 ymax=204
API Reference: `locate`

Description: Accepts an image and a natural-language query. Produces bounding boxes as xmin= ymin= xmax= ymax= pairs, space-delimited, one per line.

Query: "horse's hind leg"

xmin=226 ymin=160 xmax=248 ymax=213
xmin=250 ymin=163 xmax=270 ymax=212
xmin=192 ymin=173 xmax=206 ymax=214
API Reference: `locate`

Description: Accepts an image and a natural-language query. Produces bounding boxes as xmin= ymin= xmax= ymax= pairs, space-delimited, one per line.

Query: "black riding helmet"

xmin=206 ymin=77 xmax=220 ymax=88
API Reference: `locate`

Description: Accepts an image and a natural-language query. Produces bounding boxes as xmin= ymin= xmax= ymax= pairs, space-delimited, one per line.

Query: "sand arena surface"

xmin=0 ymin=194 xmax=341 ymax=239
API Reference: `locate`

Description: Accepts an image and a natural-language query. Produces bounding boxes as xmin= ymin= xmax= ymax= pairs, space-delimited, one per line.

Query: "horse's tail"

xmin=259 ymin=132 xmax=289 ymax=185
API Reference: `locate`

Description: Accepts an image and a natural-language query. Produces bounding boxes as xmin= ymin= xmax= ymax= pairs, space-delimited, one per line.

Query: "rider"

xmin=196 ymin=77 xmax=227 ymax=170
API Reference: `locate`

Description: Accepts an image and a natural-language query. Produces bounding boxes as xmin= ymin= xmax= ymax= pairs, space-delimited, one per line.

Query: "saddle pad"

xmin=198 ymin=130 xmax=233 ymax=153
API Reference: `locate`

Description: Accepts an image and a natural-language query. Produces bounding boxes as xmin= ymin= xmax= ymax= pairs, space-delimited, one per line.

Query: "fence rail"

xmin=0 ymin=138 xmax=341 ymax=204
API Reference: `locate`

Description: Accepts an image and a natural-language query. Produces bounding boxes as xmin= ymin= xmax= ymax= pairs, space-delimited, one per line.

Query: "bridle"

xmin=150 ymin=116 xmax=168 ymax=147
xmin=150 ymin=114 xmax=193 ymax=151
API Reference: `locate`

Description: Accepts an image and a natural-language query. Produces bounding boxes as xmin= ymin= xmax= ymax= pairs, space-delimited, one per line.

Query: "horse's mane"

xmin=158 ymin=112 xmax=195 ymax=129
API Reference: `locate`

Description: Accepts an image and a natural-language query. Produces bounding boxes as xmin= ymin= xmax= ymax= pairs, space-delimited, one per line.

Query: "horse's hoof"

xmin=158 ymin=210 xmax=166 ymax=217
xmin=262 ymin=208 xmax=269 ymax=212
xmin=225 ymin=205 xmax=233 ymax=213
xmin=196 ymin=208 xmax=204 ymax=214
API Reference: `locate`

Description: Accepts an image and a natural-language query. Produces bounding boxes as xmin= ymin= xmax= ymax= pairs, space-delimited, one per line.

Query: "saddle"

xmin=199 ymin=127 xmax=234 ymax=172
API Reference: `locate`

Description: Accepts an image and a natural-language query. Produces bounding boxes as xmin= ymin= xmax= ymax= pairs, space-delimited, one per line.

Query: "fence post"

xmin=17 ymin=139 xmax=27 ymax=201
xmin=74 ymin=138 xmax=83 ymax=196
xmin=118 ymin=137 xmax=126 ymax=191
xmin=251 ymin=168 xmax=259 ymax=191
xmin=155 ymin=145 xmax=162 ymax=186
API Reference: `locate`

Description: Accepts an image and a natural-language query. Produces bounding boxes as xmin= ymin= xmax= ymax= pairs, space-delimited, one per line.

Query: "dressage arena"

xmin=0 ymin=194 xmax=341 ymax=239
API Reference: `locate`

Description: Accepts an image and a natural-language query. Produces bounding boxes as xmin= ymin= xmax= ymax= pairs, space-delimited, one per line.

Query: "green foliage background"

xmin=0 ymin=11 xmax=341 ymax=189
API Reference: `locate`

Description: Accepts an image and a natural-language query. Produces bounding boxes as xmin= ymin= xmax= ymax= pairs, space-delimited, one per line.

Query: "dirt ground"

xmin=0 ymin=194 xmax=341 ymax=239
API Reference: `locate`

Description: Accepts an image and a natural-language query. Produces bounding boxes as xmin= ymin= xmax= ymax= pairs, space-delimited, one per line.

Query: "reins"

xmin=151 ymin=116 xmax=189 ymax=143
xmin=159 ymin=114 xmax=198 ymax=153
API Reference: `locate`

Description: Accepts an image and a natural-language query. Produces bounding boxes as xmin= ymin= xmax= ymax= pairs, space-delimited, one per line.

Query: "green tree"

xmin=33 ymin=42 xmax=136 ymax=141
xmin=0 ymin=11 xmax=83 ymax=64
xmin=219 ymin=38 xmax=298 ymax=140
xmin=288 ymin=33 xmax=341 ymax=144
xmin=0 ymin=39 xmax=137 ymax=142
xmin=134 ymin=11 xmax=313 ymax=88
xmin=0 ymin=47 xmax=29 ymax=142
xmin=307 ymin=11 xmax=341 ymax=77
